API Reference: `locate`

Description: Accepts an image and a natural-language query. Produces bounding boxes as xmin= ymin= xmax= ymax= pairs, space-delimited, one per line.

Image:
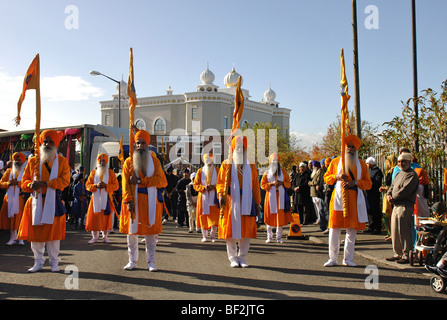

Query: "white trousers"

xmin=226 ymin=238 xmax=250 ymax=263
xmin=328 ymin=228 xmax=357 ymax=262
xmin=202 ymin=225 xmax=217 ymax=239
xmin=266 ymin=225 xmax=283 ymax=240
xmin=127 ymin=234 xmax=157 ymax=264
xmin=31 ymin=240 xmax=60 ymax=266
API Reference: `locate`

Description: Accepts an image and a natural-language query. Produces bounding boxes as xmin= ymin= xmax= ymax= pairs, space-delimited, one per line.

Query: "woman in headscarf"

xmin=379 ymin=155 xmax=397 ymax=241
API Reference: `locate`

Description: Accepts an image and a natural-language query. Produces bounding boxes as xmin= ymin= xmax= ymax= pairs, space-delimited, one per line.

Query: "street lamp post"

xmin=411 ymin=0 xmax=419 ymax=154
xmin=89 ymin=70 xmax=121 ymax=128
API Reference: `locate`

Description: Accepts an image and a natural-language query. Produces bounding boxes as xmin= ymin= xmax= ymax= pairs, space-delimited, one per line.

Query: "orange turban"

xmin=231 ymin=135 xmax=247 ymax=151
xmin=345 ymin=135 xmax=361 ymax=150
xmin=325 ymin=158 xmax=332 ymax=167
xmin=97 ymin=153 xmax=109 ymax=164
xmin=269 ymin=153 xmax=280 ymax=162
xmin=12 ymin=152 xmax=26 ymax=163
xmin=134 ymin=130 xmax=151 ymax=145
xmin=40 ymin=129 xmax=61 ymax=147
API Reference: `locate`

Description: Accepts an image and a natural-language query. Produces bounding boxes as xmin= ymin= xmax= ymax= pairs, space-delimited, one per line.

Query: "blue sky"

xmin=0 ymin=0 xmax=446 ymax=148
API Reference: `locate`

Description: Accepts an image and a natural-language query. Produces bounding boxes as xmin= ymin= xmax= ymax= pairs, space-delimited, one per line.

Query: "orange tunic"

xmin=0 ymin=169 xmax=26 ymax=230
xmin=119 ymin=152 xmax=167 ymax=235
xmin=193 ymin=167 xmax=220 ymax=230
xmin=324 ymin=156 xmax=372 ymax=230
xmin=216 ymin=160 xmax=261 ymax=239
xmin=18 ymin=154 xmax=71 ymax=242
xmin=261 ymin=168 xmax=293 ymax=227
xmin=85 ymin=168 xmax=119 ymax=232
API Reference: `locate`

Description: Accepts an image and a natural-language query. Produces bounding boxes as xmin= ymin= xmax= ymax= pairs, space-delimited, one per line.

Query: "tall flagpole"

xmin=352 ymin=0 xmax=361 ymax=139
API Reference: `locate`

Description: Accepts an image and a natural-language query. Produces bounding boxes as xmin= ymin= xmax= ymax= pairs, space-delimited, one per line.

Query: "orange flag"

xmin=118 ymin=133 xmax=124 ymax=165
xmin=340 ymin=49 xmax=351 ymax=218
xmin=15 ymin=54 xmax=42 ymax=196
xmin=231 ymin=76 xmax=244 ymax=137
xmin=127 ymin=48 xmax=137 ymax=161
xmin=126 ymin=48 xmax=137 ymax=218
xmin=15 ymin=54 xmax=40 ymax=126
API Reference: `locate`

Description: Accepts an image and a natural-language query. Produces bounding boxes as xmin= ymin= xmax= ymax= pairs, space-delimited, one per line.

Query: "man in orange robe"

xmin=261 ymin=153 xmax=293 ymax=243
xmin=193 ymin=153 xmax=219 ymax=242
xmin=323 ymin=135 xmax=372 ymax=267
xmin=0 ymin=152 xmax=28 ymax=245
xmin=119 ymin=130 xmax=167 ymax=272
xmin=18 ymin=130 xmax=71 ymax=272
xmin=85 ymin=153 xmax=119 ymax=244
xmin=217 ymin=135 xmax=261 ymax=268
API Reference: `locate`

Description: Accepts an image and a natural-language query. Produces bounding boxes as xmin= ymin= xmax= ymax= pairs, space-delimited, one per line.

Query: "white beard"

xmin=311 ymin=167 xmax=317 ymax=179
xmin=133 ymin=149 xmax=148 ymax=176
xmin=40 ymin=145 xmax=57 ymax=163
xmin=233 ymin=150 xmax=245 ymax=165
xmin=97 ymin=164 xmax=107 ymax=178
xmin=12 ymin=163 xmax=23 ymax=178
xmin=204 ymin=163 xmax=214 ymax=184
xmin=344 ymin=150 xmax=358 ymax=174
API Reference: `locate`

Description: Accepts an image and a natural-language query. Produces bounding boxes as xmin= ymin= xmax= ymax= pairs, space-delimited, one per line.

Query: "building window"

xmin=194 ymin=142 xmax=203 ymax=156
xmin=105 ymin=114 xmax=111 ymax=126
xmin=192 ymin=106 xmax=198 ymax=119
xmin=212 ymin=142 xmax=222 ymax=156
xmin=154 ymin=118 xmax=166 ymax=132
xmin=176 ymin=143 xmax=185 ymax=156
xmin=135 ymin=119 xmax=146 ymax=131
xmin=157 ymin=142 xmax=167 ymax=155
xmin=223 ymin=116 xmax=228 ymax=130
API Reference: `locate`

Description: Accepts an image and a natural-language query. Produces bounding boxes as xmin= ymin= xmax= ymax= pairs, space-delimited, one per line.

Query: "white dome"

xmin=264 ymin=85 xmax=276 ymax=102
xmin=200 ymin=63 xmax=215 ymax=84
xmin=224 ymin=65 xmax=243 ymax=88
xmin=115 ymin=79 xmax=127 ymax=95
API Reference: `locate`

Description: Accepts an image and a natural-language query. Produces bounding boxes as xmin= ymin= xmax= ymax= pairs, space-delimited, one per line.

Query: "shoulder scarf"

xmin=92 ymin=168 xmax=109 ymax=213
xmin=129 ymin=152 xmax=156 ymax=234
xmin=230 ymin=159 xmax=252 ymax=240
xmin=334 ymin=158 xmax=368 ymax=223
xmin=201 ymin=166 xmax=217 ymax=215
xmin=32 ymin=156 xmax=59 ymax=226
xmin=7 ymin=162 xmax=27 ymax=218
xmin=266 ymin=167 xmax=284 ymax=214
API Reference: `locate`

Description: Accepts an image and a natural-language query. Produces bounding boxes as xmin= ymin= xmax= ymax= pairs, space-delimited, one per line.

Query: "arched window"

xmin=154 ymin=118 xmax=166 ymax=133
xmin=134 ymin=118 xmax=146 ymax=131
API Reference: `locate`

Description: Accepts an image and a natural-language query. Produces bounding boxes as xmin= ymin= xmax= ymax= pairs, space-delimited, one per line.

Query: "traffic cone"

xmin=287 ymin=214 xmax=306 ymax=239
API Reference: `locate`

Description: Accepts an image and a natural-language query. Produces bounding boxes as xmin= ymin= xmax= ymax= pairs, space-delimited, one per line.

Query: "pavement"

xmin=297 ymin=222 xmax=431 ymax=274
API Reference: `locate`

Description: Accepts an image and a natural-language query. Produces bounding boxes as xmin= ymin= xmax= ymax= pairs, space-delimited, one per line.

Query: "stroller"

xmin=417 ymin=202 xmax=447 ymax=293
xmin=409 ymin=217 xmax=447 ymax=267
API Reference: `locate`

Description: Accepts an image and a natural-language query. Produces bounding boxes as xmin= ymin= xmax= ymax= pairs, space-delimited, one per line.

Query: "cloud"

xmin=0 ymin=68 xmax=104 ymax=103
xmin=291 ymin=131 xmax=324 ymax=149
xmin=0 ymin=68 xmax=104 ymax=130
xmin=41 ymin=76 xmax=104 ymax=101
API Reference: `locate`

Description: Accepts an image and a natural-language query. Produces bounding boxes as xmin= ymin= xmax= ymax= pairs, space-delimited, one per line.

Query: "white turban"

xmin=365 ymin=157 xmax=376 ymax=165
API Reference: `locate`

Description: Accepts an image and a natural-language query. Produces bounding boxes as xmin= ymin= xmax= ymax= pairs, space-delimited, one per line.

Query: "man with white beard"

xmin=193 ymin=153 xmax=219 ymax=242
xmin=323 ymin=135 xmax=372 ymax=267
xmin=0 ymin=152 xmax=28 ymax=245
xmin=18 ymin=130 xmax=71 ymax=272
xmin=119 ymin=130 xmax=167 ymax=272
xmin=85 ymin=153 xmax=119 ymax=244
xmin=261 ymin=153 xmax=293 ymax=243
xmin=217 ymin=135 xmax=261 ymax=268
